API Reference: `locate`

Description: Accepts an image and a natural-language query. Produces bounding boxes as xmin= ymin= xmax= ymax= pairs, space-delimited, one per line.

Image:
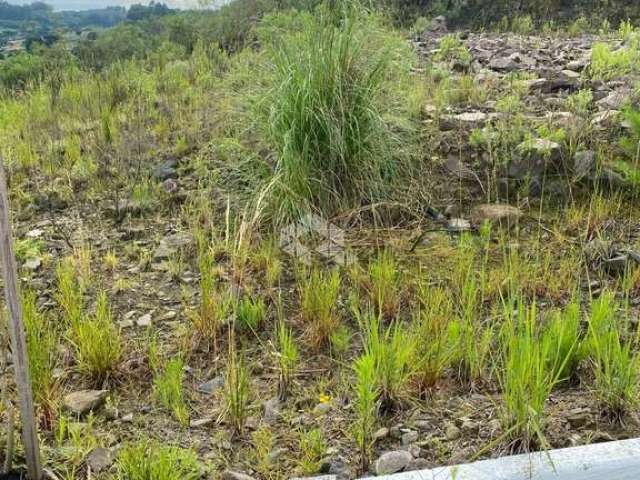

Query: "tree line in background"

xmin=3 ymin=0 xmax=640 ymax=90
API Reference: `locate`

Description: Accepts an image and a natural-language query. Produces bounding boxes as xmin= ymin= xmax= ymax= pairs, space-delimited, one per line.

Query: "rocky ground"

xmin=5 ymin=23 xmax=640 ymax=480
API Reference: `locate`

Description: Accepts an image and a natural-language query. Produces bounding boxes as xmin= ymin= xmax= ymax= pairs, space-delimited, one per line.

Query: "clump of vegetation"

xmin=585 ymin=293 xmax=639 ymax=419
xmin=225 ymin=345 xmax=251 ymax=434
xmin=276 ymin=311 xmax=299 ymax=400
xmin=192 ymin=247 xmax=231 ymax=348
xmin=434 ymin=34 xmax=471 ymax=64
xmin=299 ymin=267 xmax=341 ymax=347
xmin=117 ymin=440 xmax=200 ymax=480
xmin=153 ymin=357 xmax=189 ymax=426
xmin=360 ymin=313 xmax=413 ymax=411
xmin=259 ymin=5 xmax=420 ymax=222
xmin=411 ymin=286 xmax=455 ymax=393
xmin=71 ymin=291 xmax=123 ymax=384
xmin=590 ymin=40 xmax=640 ymax=79
xmin=367 ymin=250 xmax=401 ymax=319
xmin=23 ymin=290 xmax=59 ymax=409
xmin=236 ymin=296 xmax=267 ymax=331
xmin=500 ymin=302 xmax=563 ymax=451
xmin=352 ymin=352 xmax=378 ymax=473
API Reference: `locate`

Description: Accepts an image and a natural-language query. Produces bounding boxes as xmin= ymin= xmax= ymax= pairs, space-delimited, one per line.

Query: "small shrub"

xmin=236 ymin=296 xmax=266 ymax=331
xmin=511 ymin=15 xmax=534 ymax=35
xmin=299 ymin=267 xmax=341 ymax=347
xmin=71 ymin=292 xmax=122 ymax=384
xmin=117 ymin=440 xmax=200 ymax=480
xmin=153 ymin=357 xmax=189 ymax=426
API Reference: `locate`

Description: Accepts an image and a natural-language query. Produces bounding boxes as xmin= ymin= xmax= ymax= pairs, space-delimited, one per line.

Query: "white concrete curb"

xmin=375 ymin=438 xmax=640 ymax=480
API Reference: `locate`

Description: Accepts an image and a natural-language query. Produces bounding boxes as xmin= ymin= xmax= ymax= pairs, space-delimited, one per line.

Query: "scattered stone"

xmin=121 ymin=413 xmax=134 ymax=423
xmin=488 ymin=419 xmax=501 ymax=433
xmin=566 ymin=408 xmax=593 ymax=429
xmin=152 ymin=158 xmax=178 ymax=181
xmin=573 ymin=150 xmax=597 ymax=180
xmin=263 ymin=397 xmax=281 ymax=424
xmin=413 ymin=420 xmax=431 ymax=431
xmin=136 ymin=313 xmax=152 ymax=327
xmin=221 ymin=471 xmax=256 ymax=480
xmin=313 ymin=402 xmax=332 ymax=416
xmin=197 ymin=376 xmax=224 ymax=395
xmin=267 ymin=447 xmax=288 ymax=464
xmin=153 ymin=232 xmax=194 ymax=260
xmin=373 ymin=427 xmax=389 ymax=442
xmin=440 ymin=111 xmax=488 ymax=131
xmin=445 ymin=423 xmax=461 ymax=441
xmin=401 ymin=430 xmax=419 ymax=445
xmin=566 ymin=58 xmax=589 ymax=71
xmin=64 ymin=390 xmax=108 ymax=415
xmin=407 ymin=458 xmax=431 ymax=471
xmin=489 ymin=56 xmax=519 ymax=72
xmin=460 ymin=418 xmax=479 ymax=435
xmin=596 ymin=90 xmax=631 ymax=110
xmin=86 ymin=447 xmax=113 ymax=473
xmin=23 ymin=257 xmax=42 ymax=271
xmin=591 ymin=431 xmax=615 ymax=443
xmin=447 ymin=218 xmax=471 ymax=232
xmin=509 ymin=138 xmax=562 ymax=179
xmin=190 ymin=417 xmax=214 ymax=428
xmin=374 ymin=450 xmax=413 ymax=476
xmin=470 ymin=203 xmax=522 ymax=227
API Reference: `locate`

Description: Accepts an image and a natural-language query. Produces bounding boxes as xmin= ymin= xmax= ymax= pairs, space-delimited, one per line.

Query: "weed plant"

xmin=117 ymin=440 xmax=200 ymax=480
xmin=71 ymin=291 xmax=123 ymax=384
xmin=299 ymin=266 xmax=341 ymax=347
xmin=154 ymin=357 xmax=189 ymax=426
xmin=352 ymin=352 xmax=378 ymax=473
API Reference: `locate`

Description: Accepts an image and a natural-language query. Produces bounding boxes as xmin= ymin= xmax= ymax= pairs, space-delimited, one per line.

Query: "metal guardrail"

xmin=376 ymin=438 xmax=640 ymax=480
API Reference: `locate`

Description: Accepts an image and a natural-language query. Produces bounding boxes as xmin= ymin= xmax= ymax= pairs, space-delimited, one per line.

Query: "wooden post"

xmin=0 ymin=160 xmax=42 ymax=480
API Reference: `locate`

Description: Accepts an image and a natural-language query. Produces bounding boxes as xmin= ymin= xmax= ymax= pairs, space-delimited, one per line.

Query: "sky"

xmin=6 ymin=0 xmax=211 ymax=10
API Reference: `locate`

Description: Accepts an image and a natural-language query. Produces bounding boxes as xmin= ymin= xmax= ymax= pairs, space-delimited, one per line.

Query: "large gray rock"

xmin=64 ymin=390 xmax=109 ymax=415
xmin=375 ymin=450 xmax=413 ymax=476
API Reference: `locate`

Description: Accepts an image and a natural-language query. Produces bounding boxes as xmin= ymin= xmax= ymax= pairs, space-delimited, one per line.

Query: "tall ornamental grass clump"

xmin=259 ymin=3 xmax=420 ymax=222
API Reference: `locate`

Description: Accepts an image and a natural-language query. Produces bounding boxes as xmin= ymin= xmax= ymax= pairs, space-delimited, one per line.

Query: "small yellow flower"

xmin=319 ymin=393 xmax=331 ymax=404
